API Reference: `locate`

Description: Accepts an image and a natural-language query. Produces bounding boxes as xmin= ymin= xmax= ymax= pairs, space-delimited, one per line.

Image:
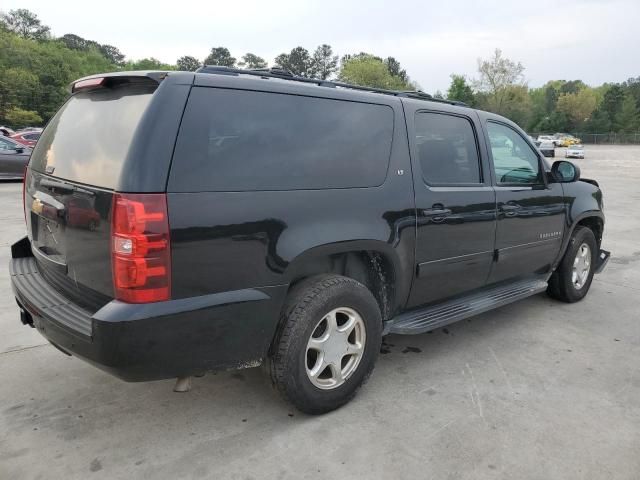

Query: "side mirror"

xmin=551 ymin=160 xmax=580 ymax=183
xmin=15 ymin=147 xmax=25 ymax=154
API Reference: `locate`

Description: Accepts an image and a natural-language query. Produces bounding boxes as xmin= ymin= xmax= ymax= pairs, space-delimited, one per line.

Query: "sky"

xmin=4 ymin=0 xmax=639 ymax=93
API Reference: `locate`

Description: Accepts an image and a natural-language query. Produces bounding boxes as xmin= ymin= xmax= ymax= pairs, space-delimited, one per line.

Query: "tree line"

xmin=446 ymin=49 xmax=640 ymax=134
xmin=1 ymin=8 xmax=638 ymax=134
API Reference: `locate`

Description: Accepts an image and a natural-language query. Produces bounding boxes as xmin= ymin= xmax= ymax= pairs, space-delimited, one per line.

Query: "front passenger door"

xmin=485 ymin=121 xmax=565 ymax=284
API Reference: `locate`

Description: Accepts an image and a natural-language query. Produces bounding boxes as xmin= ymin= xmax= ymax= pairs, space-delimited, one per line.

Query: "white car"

xmin=566 ymin=145 xmax=584 ymax=159
xmin=537 ymin=135 xmax=554 ymax=143
xmin=538 ymin=140 xmax=555 ymax=157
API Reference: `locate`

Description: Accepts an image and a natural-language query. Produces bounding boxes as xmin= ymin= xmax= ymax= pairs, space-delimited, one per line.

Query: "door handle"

xmin=422 ymin=208 xmax=452 ymax=216
xmin=500 ymin=204 xmax=521 ymax=216
xmin=422 ymin=205 xmax=452 ymax=222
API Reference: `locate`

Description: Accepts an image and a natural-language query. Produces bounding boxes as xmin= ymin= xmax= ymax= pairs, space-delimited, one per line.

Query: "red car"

xmin=11 ymin=131 xmax=41 ymax=147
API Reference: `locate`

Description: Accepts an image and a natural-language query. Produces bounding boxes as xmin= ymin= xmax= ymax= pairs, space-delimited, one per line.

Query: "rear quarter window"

xmin=168 ymin=88 xmax=394 ymax=192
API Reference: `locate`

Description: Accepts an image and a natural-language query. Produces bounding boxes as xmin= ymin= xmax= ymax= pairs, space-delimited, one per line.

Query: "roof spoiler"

xmin=68 ymin=71 xmax=169 ymax=94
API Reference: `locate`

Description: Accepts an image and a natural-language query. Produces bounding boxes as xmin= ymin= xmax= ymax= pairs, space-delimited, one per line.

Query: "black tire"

xmin=548 ymin=226 xmax=597 ymax=302
xmin=270 ymin=274 xmax=382 ymax=414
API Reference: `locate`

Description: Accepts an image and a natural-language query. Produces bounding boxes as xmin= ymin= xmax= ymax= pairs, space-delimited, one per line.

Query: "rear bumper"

xmin=10 ymin=243 xmax=287 ymax=381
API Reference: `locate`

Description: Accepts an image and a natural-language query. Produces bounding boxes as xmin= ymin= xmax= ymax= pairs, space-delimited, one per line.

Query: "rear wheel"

xmin=548 ymin=226 xmax=597 ymax=302
xmin=270 ymin=274 xmax=382 ymax=414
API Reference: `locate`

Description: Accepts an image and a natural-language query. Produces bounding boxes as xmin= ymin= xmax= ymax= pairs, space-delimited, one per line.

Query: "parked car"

xmin=538 ymin=139 xmax=556 ymax=157
xmin=553 ymin=133 xmax=581 ymax=147
xmin=0 ymin=125 xmax=16 ymax=137
xmin=562 ymin=136 xmax=581 ymax=147
xmin=566 ymin=144 xmax=585 ymax=159
xmin=537 ymin=134 xmax=554 ymax=143
xmin=10 ymin=69 xmax=610 ymax=414
xmin=11 ymin=130 xmax=41 ymax=147
xmin=0 ymin=135 xmax=31 ymax=179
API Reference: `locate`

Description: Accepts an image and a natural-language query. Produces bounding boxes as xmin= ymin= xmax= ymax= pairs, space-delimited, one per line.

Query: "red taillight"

xmin=111 ymin=193 xmax=171 ymax=303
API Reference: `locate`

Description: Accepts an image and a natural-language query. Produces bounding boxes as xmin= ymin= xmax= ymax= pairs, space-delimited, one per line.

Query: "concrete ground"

xmin=1 ymin=145 xmax=639 ymax=479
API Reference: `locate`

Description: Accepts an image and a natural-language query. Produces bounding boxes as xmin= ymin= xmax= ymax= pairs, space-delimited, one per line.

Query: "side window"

xmin=487 ymin=122 xmax=541 ymax=185
xmin=0 ymin=138 xmax=12 ymax=151
xmin=414 ymin=112 xmax=481 ymax=185
xmin=169 ymin=88 xmax=394 ymax=192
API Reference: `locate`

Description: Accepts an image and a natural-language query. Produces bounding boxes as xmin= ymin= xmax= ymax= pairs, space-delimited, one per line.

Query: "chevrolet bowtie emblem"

xmin=32 ymin=198 xmax=44 ymax=214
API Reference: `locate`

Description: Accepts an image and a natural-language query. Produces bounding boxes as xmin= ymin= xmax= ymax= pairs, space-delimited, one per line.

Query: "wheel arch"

xmin=283 ymin=241 xmax=407 ymax=322
xmin=554 ymin=211 xmax=604 ymax=268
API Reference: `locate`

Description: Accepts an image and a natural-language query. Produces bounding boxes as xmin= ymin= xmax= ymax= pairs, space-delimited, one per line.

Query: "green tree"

xmin=341 ymin=52 xmax=382 ymax=64
xmin=0 ymin=67 xmax=39 ymax=116
xmin=311 ymin=45 xmax=338 ymax=79
xmin=60 ymin=33 xmax=89 ymax=50
xmin=500 ymin=85 xmax=532 ymax=127
xmin=124 ymin=57 xmax=174 ymax=70
xmin=204 ymin=47 xmax=236 ymax=67
xmin=384 ymin=57 xmax=408 ymax=83
xmin=98 ymin=44 xmax=125 ymax=66
xmin=584 ymin=107 xmax=612 ymax=133
xmin=615 ymin=94 xmax=640 ymax=133
xmin=274 ymin=47 xmax=313 ymax=77
xmin=177 ymin=55 xmax=201 ymax=71
xmin=474 ymin=48 xmax=525 ymax=115
xmin=601 ymin=84 xmax=625 ymax=124
xmin=0 ymin=28 xmax=115 ymax=123
xmin=622 ymin=77 xmax=640 ymax=110
xmin=447 ymin=74 xmax=475 ymax=105
xmin=0 ymin=9 xmax=50 ymax=41
xmin=339 ymin=54 xmax=410 ymax=90
xmin=556 ymin=88 xmax=597 ymax=129
xmin=238 ymin=53 xmax=267 ymax=69
xmin=535 ymin=111 xmax=570 ymax=133
xmin=4 ymin=106 xmax=42 ymax=127
xmin=543 ymin=84 xmax=559 ymax=113
xmin=559 ymin=80 xmax=587 ymax=95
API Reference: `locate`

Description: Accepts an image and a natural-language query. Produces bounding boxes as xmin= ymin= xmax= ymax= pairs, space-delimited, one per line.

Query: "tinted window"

xmin=414 ymin=112 xmax=481 ymax=185
xmin=169 ymin=88 xmax=394 ymax=191
xmin=487 ymin=122 xmax=541 ymax=185
xmin=30 ymin=85 xmax=155 ymax=189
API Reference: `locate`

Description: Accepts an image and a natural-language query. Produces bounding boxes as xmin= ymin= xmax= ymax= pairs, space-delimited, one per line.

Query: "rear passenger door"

xmin=406 ymin=107 xmax=497 ymax=308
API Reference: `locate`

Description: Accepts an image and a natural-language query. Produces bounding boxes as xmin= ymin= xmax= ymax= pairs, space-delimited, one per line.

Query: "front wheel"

xmin=548 ymin=226 xmax=597 ymax=302
xmin=270 ymin=274 xmax=382 ymax=414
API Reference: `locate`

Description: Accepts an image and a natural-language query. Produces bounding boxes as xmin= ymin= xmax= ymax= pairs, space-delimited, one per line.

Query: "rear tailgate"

xmin=24 ymin=76 xmax=159 ymax=311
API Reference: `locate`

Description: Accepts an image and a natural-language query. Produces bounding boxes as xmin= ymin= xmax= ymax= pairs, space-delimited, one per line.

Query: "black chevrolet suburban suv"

xmin=10 ymin=68 xmax=609 ymax=414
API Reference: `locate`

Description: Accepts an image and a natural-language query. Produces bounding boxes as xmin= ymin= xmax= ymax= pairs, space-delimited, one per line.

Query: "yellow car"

xmin=558 ymin=136 xmax=581 ymax=147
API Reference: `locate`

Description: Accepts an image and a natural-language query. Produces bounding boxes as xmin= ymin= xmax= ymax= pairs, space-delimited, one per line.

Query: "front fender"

xmin=554 ymin=180 xmax=604 ymax=267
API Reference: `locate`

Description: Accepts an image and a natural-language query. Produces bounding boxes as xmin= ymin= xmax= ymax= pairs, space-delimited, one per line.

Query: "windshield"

xmin=30 ymin=84 xmax=155 ymax=189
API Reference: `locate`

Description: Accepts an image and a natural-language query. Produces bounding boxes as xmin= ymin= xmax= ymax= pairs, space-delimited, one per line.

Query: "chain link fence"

xmin=531 ymin=133 xmax=640 ymax=144
xmin=573 ymin=133 xmax=640 ymax=144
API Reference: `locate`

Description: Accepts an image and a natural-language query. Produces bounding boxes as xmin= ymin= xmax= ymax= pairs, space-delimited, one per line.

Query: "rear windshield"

xmin=169 ymin=88 xmax=394 ymax=192
xmin=30 ymin=85 xmax=155 ymax=189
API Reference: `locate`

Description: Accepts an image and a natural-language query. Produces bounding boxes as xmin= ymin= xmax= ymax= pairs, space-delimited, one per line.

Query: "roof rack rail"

xmin=195 ymin=65 xmax=468 ymax=107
